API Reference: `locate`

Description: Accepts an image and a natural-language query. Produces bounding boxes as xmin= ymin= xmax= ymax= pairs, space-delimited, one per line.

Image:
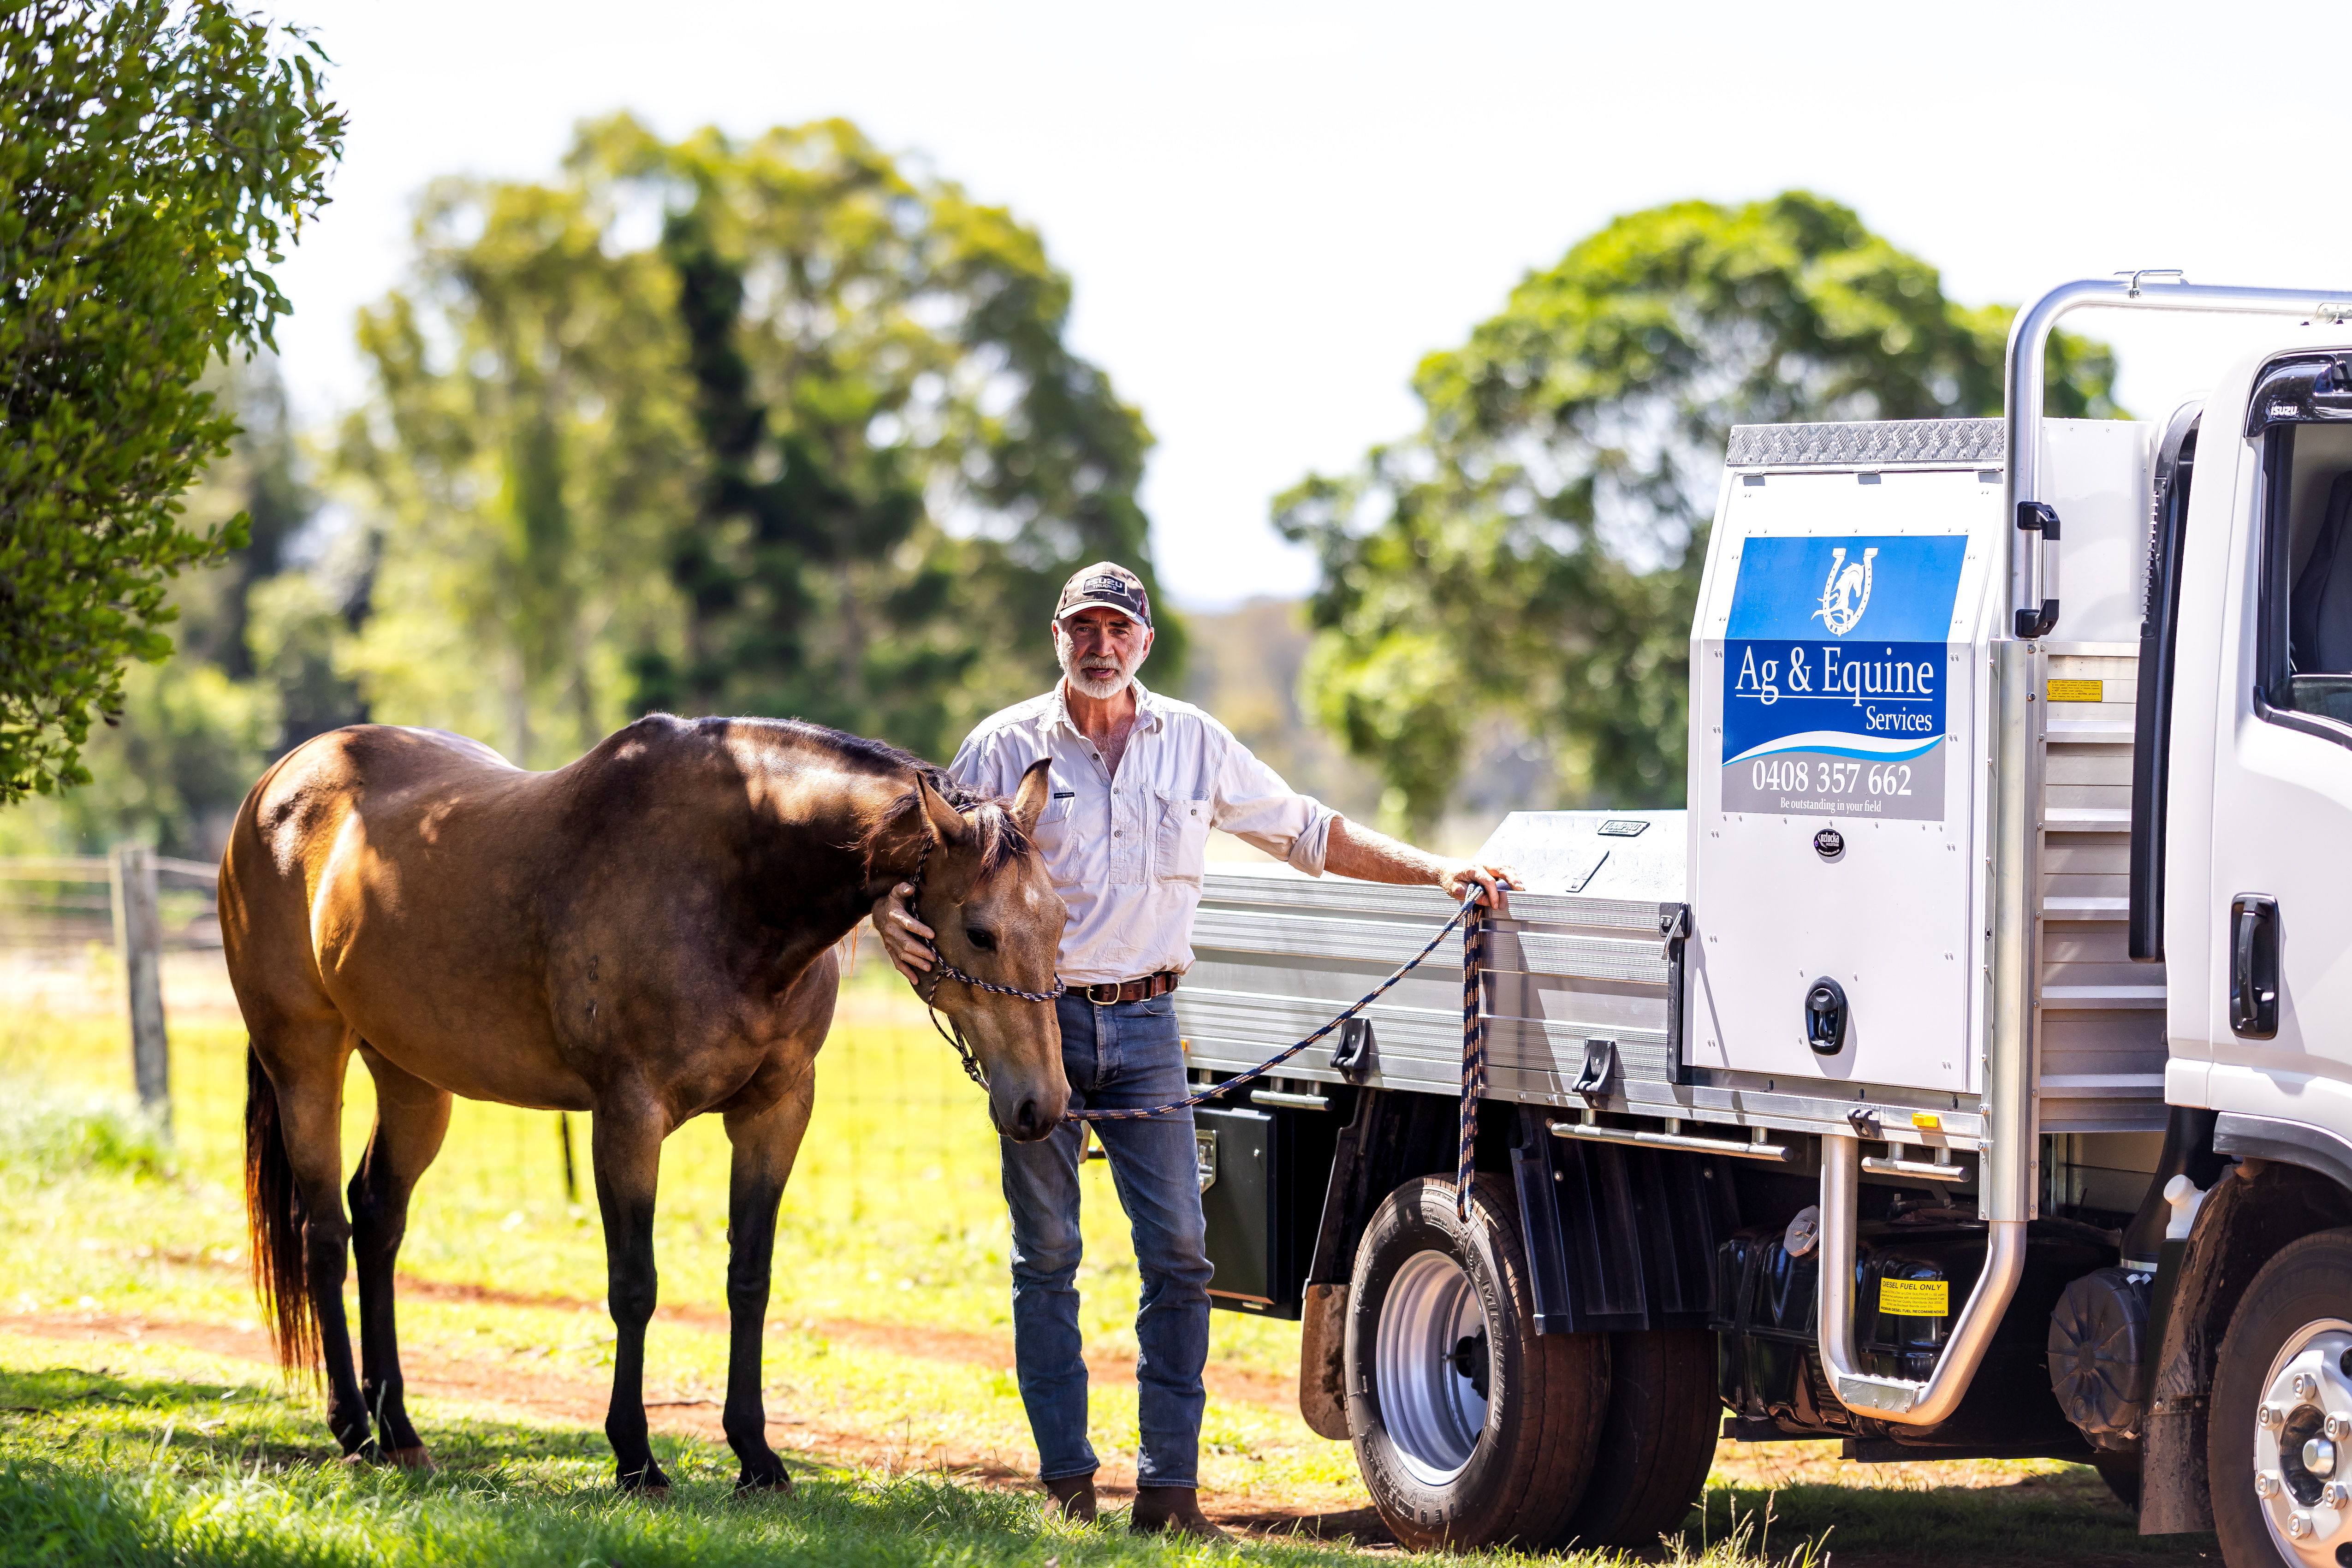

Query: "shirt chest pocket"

xmin=1032 ymin=793 xmax=1075 ymax=855
xmin=1154 ymin=792 xmax=1210 ymax=885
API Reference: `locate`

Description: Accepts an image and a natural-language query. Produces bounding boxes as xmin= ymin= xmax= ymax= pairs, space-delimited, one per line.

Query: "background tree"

xmin=338 ymin=115 xmax=1178 ymax=770
xmin=0 ymin=355 xmax=371 ymax=860
xmin=337 ymin=168 xmax=691 ymax=766
xmin=1277 ymin=192 xmax=2120 ymax=835
xmin=0 ymin=0 xmax=342 ymax=802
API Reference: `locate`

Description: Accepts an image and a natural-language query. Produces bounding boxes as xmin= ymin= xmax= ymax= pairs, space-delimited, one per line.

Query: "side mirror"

xmin=2315 ymin=357 xmax=2352 ymax=410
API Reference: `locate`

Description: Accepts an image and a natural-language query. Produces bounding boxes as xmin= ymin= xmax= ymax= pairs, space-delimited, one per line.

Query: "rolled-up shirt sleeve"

xmin=944 ymin=731 xmax=996 ymax=795
xmin=1208 ymin=727 xmax=1334 ymax=876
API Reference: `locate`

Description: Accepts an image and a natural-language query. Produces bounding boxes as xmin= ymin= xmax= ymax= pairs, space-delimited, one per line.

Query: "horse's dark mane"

xmin=687 ymin=715 xmax=1028 ymax=878
xmin=851 ymin=789 xmax=1032 ymax=880
xmin=688 ymin=714 xmax=952 ymax=788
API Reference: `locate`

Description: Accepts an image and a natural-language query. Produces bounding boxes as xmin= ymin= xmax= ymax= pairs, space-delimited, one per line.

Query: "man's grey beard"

xmin=1057 ymin=633 xmax=1136 ymax=700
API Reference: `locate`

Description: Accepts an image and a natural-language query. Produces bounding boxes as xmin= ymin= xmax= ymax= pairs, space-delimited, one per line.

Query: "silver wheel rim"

xmin=1374 ymin=1247 xmax=1491 ymax=1485
xmin=2252 ymin=1316 xmax=2352 ymax=1567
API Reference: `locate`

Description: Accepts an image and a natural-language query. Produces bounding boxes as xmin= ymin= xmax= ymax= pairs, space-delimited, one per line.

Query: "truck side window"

xmin=2262 ymin=421 xmax=2352 ymax=731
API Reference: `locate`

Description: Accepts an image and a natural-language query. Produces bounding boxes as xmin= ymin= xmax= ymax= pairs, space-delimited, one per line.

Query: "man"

xmin=873 ymin=562 xmax=1512 ymax=1539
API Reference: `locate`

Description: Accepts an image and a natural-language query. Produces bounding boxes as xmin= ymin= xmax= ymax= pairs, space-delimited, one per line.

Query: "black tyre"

xmin=1344 ymin=1173 xmax=1607 ymax=1551
xmin=1549 ymin=1327 xmax=1719 ymax=1549
xmin=2209 ymin=1227 xmax=2352 ymax=1568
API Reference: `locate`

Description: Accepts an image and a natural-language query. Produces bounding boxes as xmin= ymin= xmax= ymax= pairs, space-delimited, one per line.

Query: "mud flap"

xmin=1298 ymin=1282 xmax=1349 ymax=1440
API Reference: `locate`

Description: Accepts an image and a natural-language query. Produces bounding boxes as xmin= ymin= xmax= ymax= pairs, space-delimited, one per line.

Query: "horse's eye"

xmin=965 ymin=927 xmax=997 ymax=952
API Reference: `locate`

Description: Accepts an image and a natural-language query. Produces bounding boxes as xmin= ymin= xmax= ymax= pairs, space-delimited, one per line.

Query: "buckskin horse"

xmin=218 ymin=716 xmax=1064 ymax=1491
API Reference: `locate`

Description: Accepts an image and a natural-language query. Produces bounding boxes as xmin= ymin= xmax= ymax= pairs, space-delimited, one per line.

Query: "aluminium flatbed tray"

xmin=1174 ymin=811 xmax=1989 ymax=1150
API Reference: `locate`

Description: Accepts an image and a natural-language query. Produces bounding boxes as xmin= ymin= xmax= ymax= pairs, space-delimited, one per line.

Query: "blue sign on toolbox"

xmin=1721 ymin=535 xmax=1966 ymax=821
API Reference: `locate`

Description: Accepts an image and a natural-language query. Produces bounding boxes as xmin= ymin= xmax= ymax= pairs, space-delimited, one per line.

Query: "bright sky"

xmin=266 ymin=0 xmax=2348 ymax=610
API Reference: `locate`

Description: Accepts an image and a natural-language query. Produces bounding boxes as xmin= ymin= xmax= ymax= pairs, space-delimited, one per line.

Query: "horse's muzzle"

xmin=1005 ymin=1096 xmax=1056 ymax=1142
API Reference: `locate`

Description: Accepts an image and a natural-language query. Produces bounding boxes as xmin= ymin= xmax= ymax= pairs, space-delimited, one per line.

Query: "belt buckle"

xmin=1086 ymin=981 xmax=1122 ymax=1004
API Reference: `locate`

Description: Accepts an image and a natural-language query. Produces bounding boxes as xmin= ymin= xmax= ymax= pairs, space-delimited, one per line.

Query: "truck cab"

xmin=1175 ymin=278 xmax=2352 ymax=1568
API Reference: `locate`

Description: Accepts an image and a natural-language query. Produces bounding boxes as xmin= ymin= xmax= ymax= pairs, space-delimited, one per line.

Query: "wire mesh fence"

xmin=0 ymin=862 xmax=1008 ymax=1247
xmin=0 ymin=854 xmax=220 ymax=949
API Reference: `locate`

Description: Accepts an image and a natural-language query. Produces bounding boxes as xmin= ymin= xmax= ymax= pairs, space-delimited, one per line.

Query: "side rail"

xmin=1178 ymin=872 xmax=1682 ymax=1103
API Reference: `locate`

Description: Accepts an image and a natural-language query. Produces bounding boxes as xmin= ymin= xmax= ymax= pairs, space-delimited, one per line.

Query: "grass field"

xmin=0 ymin=944 xmax=2220 ymax=1565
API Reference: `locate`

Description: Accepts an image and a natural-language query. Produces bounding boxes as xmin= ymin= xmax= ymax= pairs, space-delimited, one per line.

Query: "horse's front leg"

xmin=591 ymin=1091 xmax=671 ymax=1491
xmin=720 ymin=1063 xmax=817 ymax=1491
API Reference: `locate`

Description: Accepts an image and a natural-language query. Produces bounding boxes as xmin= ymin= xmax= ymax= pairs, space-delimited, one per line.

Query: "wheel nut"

xmin=2325 ymin=1482 xmax=2351 ymax=1509
xmin=2331 ymin=1415 xmax=2352 ymax=1441
xmin=2262 ymin=1472 xmax=2285 ymax=1498
xmin=2293 ymin=1512 xmax=2316 ymax=1539
xmin=2266 ymin=1404 xmax=2288 ymax=1428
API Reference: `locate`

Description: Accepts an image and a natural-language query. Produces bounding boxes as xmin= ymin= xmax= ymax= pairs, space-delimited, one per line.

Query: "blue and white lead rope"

xmin=1065 ymin=887 xmax=1500 ymax=1221
xmin=1457 ymin=896 xmax=1488 ymax=1219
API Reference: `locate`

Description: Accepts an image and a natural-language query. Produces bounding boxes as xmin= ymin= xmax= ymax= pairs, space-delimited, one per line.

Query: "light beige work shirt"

xmin=947 ymin=679 xmax=1335 ymax=986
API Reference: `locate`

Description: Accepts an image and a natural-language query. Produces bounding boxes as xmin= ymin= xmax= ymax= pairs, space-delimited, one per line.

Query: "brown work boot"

xmin=1130 ymin=1485 xmax=1229 ymax=1540
xmin=1043 ymin=1472 xmax=1097 ymax=1523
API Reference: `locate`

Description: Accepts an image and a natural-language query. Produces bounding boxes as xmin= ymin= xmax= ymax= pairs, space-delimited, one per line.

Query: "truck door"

xmin=2202 ymin=356 xmax=2352 ymax=1124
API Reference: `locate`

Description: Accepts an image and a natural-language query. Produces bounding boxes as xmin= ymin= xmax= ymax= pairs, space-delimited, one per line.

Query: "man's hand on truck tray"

xmin=1437 ymin=860 xmax=1517 ymax=909
xmin=1324 ymin=817 xmax=1515 ymax=912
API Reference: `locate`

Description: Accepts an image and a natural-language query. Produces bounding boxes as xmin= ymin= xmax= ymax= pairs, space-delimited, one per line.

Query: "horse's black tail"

xmin=244 ymin=1046 xmax=318 ymax=1380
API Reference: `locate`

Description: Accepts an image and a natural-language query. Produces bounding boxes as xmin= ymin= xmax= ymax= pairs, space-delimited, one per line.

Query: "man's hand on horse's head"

xmin=873 ymin=884 xmax=936 ymax=982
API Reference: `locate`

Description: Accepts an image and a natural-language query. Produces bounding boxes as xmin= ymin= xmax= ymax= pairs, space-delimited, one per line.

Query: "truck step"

xmin=2043 ymin=896 xmax=2131 ymax=920
xmin=2039 ymin=984 xmax=2167 ymax=1009
xmin=2044 ymin=807 xmax=2132 ymax=831
xmin=2045 ymin=719 xmax=2136 ymax=743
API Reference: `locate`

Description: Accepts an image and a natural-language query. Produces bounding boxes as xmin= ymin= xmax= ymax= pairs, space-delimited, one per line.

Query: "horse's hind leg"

xmin=719 ymin=1065 xmax=817 ymax=1491
xmin=719 ymin=949 xmax=837 ymax=1492
xmin=349 ymin=1045 xmax=451 ymax=1468
xmin=252 ymin=1017 xmax=375 ymax=1457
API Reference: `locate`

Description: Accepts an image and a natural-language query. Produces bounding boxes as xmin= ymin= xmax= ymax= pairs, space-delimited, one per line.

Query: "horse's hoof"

xmin=735 ymin=1465 xmax=793 ymax=1494
xmin=384 ymin=1446 xmax=435 ymax=1472
xmin=618 ymin=1468 xmax=673 ymax=1497
xmin=337 ymin=1440 xmax=382 ymax=1468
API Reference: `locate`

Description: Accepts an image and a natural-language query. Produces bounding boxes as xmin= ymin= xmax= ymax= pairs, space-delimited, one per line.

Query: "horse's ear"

xmin=1010 ymin=758 xmax=1052 ymax=836
xmin=918 ymin=775 xmax=969 ymax=849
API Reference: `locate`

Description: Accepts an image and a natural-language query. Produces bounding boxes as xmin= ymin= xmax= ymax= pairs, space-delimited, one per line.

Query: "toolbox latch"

xmin=1572 ymin=1037 xmax=1618 ymax=1099
xmin=1331 ymin=1016 xmax=1378 ymax=1083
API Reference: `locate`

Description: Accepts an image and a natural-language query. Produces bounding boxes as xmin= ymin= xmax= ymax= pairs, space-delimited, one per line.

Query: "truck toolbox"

xmin=1194 ymin=1104 xmax=1311 ymax=1317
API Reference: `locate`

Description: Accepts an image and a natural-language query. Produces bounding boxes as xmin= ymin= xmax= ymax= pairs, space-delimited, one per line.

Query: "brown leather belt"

xmin=1079 ymin=971 xmax=1180 ymax=1004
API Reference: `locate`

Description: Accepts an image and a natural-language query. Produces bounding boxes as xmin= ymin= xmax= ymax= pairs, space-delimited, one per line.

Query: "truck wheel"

xmin=2209 ymin=1227 xmax=2352 ymax=1568
xmin=1345 ymin=1173 xmax=1606 ymax=1550
xmin=1549 ymin=1328 xmax=1719 ymax=1549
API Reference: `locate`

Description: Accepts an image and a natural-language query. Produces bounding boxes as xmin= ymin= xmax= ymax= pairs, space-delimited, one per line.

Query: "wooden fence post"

xmin=108 ymin=844 xmax=170 ymax=1131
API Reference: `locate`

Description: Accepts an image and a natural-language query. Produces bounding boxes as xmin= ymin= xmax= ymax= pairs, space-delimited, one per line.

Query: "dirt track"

xmin=2 ymin=1302 xmax=1390 ymax=1544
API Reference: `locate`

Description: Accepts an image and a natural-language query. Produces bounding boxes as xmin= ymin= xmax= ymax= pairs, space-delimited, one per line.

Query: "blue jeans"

xmin=1001 ymin=991 xmax=1212 ymax=1488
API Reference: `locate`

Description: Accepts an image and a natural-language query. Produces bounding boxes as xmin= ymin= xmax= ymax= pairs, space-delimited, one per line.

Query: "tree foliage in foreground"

xmin=0 ymin=0 xmax=342 ymax=802
xmin=341 ymin=115 xmax=1176 ymax=769
xmin=1277 ymin=192 xmax=2120 ymax=833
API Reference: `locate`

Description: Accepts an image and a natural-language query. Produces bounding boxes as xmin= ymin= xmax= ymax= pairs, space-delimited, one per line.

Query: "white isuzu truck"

xmin=1176 ymin=277 xmax=2352 ymax=1563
